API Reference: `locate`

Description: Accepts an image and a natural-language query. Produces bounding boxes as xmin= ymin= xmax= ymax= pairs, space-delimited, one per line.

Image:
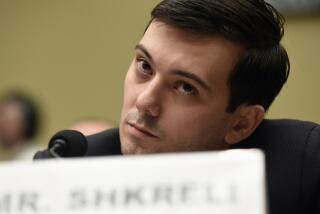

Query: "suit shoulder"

xmin=86 ymin=128 xmax=122 ymax=156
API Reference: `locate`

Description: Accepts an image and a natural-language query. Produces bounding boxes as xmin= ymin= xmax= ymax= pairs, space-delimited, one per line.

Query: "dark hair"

xmin=151 ymin=0 xmax=290 ymax=112
xmin=1 ymin=93 xmax=39 ymax=139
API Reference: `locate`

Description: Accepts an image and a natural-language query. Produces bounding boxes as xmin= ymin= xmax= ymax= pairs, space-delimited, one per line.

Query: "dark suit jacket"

xmin=34 ymin=119 xmax=320 ymax=214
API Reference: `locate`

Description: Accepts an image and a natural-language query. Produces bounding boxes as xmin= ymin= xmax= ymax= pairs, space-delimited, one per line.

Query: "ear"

xmin=225 ymin=105 xmax=265 ymax=145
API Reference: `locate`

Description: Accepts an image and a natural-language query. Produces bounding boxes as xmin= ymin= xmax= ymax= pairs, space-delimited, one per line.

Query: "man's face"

xmin=0 ymin=101 xmax=25 ymax=147
xmin=119 ymin=21 xmax=243 ymax=154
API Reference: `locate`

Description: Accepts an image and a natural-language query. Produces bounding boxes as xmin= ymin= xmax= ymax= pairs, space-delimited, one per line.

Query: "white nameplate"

xmin=0 ymin=149 xmax=266 ymax=214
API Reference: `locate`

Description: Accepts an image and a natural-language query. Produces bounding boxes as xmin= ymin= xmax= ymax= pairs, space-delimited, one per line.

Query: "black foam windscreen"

xmin=48 ymin=130 xmax=88 ymax=157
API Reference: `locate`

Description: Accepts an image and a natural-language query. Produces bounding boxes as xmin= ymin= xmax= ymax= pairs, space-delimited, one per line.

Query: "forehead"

xmin=139 ymin=21 xmax=244 ymax=90
xmin=0 ymin=101 xmax=23 ymax=116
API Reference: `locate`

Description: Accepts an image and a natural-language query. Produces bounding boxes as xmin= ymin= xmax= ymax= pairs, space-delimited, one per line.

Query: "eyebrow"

xmin=172 ymin=70 xmax=211 ymax=91
xmin=135 ymin=44 xmax=153 ymax=63
xmin=135 ymin=44 xmax=210 ymax=91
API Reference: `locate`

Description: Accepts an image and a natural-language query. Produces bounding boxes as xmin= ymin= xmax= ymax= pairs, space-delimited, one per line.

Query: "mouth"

xmin=127 ymin=122 xmax=158 ymax=138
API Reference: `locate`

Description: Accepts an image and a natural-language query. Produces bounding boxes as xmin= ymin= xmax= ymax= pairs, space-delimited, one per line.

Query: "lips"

xmin=127 ymin=122 xmax=158 ymax=138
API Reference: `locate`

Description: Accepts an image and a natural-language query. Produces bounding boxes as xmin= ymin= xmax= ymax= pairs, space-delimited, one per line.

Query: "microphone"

xmin=48 ymin=130 xmax=88 ymax=158
xmin=47 ymin=130 xmax=88 ymax=158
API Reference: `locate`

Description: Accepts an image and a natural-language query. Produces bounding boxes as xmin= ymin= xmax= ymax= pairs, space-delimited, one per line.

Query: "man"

xmin=119 ymin=0 xmax=288 ymax=154
xmin=35 ymin=0 xmax=320 ymax=213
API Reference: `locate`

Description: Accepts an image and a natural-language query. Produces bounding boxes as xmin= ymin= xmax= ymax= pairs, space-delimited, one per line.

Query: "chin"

xmin=120 ymin=141 xmax=161 ymax=155
xmin=120 ymin=140 xmax=142 ymax=155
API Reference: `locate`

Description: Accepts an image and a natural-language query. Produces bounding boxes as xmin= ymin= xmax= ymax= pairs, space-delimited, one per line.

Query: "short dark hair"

xmin=151 ymin=0 xmax=290 ymax=112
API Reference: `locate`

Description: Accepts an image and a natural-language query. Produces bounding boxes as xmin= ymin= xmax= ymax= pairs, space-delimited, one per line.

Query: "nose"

xmin=135 ymin=79 xmax=162 ymax=117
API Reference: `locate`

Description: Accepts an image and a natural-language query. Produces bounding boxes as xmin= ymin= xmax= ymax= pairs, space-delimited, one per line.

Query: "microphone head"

xmin=48 ymin=130 xmax=88 ymax=157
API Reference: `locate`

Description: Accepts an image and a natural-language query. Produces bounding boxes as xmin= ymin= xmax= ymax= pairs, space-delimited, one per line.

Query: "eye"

xmin=175 ymin=81 xmax=197 ymax=95
xmin=136 ymin=59 xmax=152 ymax=76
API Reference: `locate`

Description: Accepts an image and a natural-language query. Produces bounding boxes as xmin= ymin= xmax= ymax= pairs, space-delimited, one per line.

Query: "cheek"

xmin=161 ymin=107 xmax=203 ymax=134
xmin=123 ymin=67 xmax=137 ymax=108
xmin=163 ymin=107 xmax=229 ymax=139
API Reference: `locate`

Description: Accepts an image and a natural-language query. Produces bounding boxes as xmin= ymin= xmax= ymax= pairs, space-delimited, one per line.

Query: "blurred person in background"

xmin=70 ymin=118 xmax=114 ymax=136
xmin=0 ymin=92 xmax=41 ymax=160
